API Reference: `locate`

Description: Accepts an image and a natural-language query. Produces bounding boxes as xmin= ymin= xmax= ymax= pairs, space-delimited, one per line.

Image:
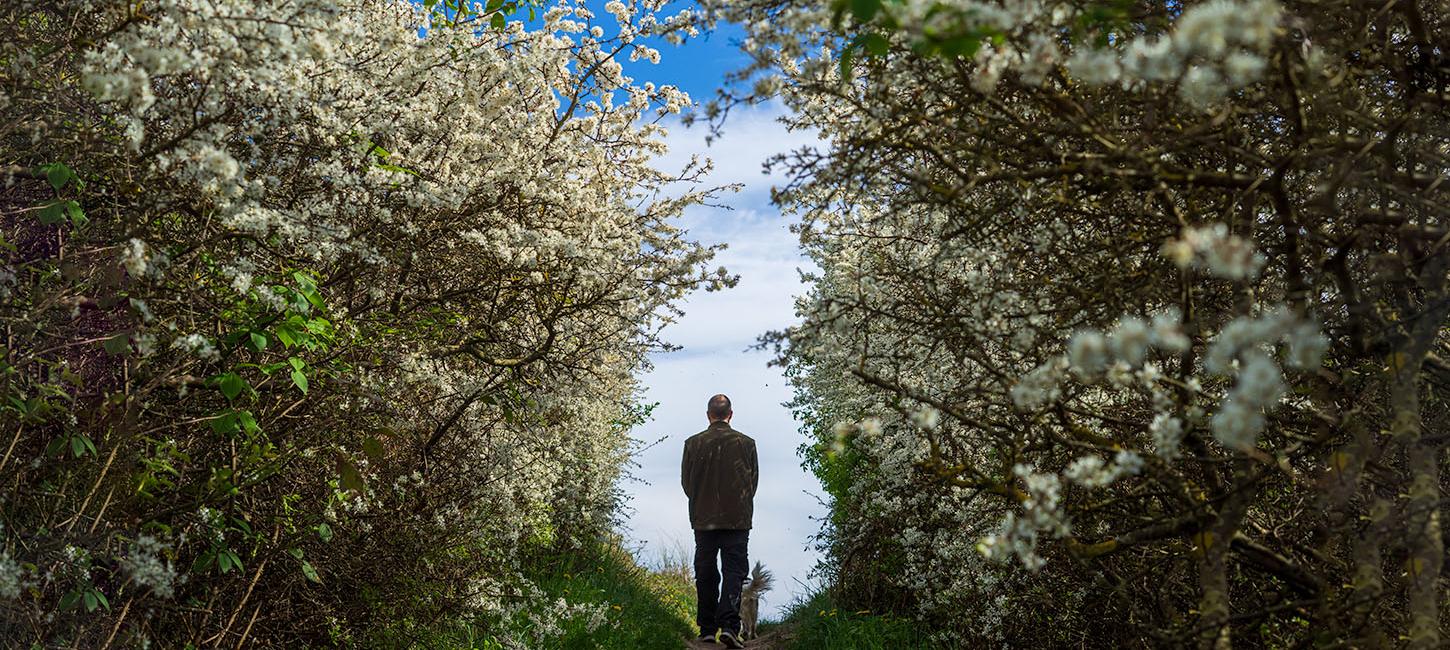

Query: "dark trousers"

xmin=693 ymin=529 xmax=749 ymax=635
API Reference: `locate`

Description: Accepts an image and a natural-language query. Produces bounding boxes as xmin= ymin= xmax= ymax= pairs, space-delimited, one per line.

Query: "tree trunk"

xmin=1199 ymin=463 xmax=1254 ymax=650
xmin=1396 ymin=253 xmax=1447 ymax=649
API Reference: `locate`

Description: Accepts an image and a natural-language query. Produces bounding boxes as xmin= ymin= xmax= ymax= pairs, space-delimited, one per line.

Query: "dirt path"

xmin=685 ymin=626 xmax=794 ymax=650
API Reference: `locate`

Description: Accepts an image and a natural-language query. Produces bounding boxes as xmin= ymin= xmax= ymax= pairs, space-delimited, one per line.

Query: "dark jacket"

xmin=681 ymin=421 xmax=759 ymax=530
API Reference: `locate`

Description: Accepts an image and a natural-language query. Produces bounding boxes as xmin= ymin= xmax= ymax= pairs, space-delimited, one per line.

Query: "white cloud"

xmin=658 ymin=208 xmax=806 ymax=354
xmin=655 ymin=102 xmax=820 ymax=205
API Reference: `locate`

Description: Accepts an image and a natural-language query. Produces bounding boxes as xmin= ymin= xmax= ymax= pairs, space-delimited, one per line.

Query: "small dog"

xmin=739 ymin=561 xmax=773 ymax=641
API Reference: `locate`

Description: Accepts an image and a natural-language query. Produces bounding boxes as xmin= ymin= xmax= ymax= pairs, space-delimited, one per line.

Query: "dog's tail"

xmin=744 ymin=561 xmax=773 ymax=597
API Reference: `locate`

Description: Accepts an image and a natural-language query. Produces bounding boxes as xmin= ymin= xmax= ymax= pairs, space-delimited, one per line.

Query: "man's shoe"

xmin=697 ymin=633 xmax=718 ymax=644
xmin=719 ymin=631 xmax=745 ymax=649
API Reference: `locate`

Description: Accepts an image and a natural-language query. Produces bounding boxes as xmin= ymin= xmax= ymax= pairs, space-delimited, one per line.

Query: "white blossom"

xmin=1068 ymin=48 xmax=1121 ymax=85
xmin=1067 ymin=331 xmax=1109 ymax=377
xmin=1164 ymin=223 xmax=1266 ymax=280
xmin=170 ymin=333 xmax=219 ymax=361
xmin=121 ymin=535 xmax=178 ymax=598
xmin=1211 ymin=397 xmax=1264 ymax=450
xmin=121 ymin=238 xmax=150 ymax=277
xmin=910 ymin=406 xmax=941 ymax=430
xmin=1284 ymin=321 xmax=1329 ymax=370
xmin=0 ymin=551 xmax=23 ymax=600
xmin=1108 ymin=316 xmax=1152 ymax=367
xmin=1150 ymin=413 xmax=1186 ymax=460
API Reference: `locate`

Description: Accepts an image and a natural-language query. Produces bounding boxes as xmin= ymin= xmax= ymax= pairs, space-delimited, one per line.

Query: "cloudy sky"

xmin=587 ymin=9 xmax=828 ymax=619
xmin=621 ymin=105 xmax=826 ymax=620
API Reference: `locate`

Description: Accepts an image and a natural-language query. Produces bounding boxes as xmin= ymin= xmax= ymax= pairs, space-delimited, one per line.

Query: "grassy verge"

xmin=761 ymin=590 xmax=937 ymax=649
xmin=409 ymin=538 xmax=696 ymax=649
xmin=523 ymin=541 xmax=696 ymax=649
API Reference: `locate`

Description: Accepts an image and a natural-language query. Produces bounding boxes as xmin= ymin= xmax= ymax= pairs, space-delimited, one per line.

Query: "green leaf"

xmin=249 ymin=331 xmax=268 ymax=352
xmin=376 ymin=162 xmax=420 ymax=177
xmin=64 ymin=201 xmax=86 ymax=227
xmin=275 ymin=325 xmax=297 ymax=348
xmin=42 ymin=163 xmax=77 ymax=191
xmin=231 ymin=517 xmax=253 ymax=536
xmin=237 ymin=410 xmax=260 ymax=436
xmin=92 ymin=589 xmax=110 ymax=611
xmin=491 ymin=12 xmax=506 ymax=30
xmin=46 ymin=436 xmax=68 ymax=456
xmin=288 ymin=357 xmax=305 ymax=371
xmin=222 ymin=550 xmax=243 ymax=574
xmin=37 ymin=201 xmax=66 ymax=225
xmin=288 ymin=547 xmax=304 ymax=560
xmin=304 ymin=318 xmax=332 ymax=336
xmin=210 ymin=411 xmax=240 ymax=436
xmin=75 ymin=435 xmax=97 ymax=457
xmin=316 ymin=522 xmax=333 ymax=542
xmin=290 ymin=271 xmax=315 ymax=292
xmin=102 ymin=332 xmax=130 ymax=356
xmin=337 ymin=457 xmax=364 ymax=493
xmin=301 ymin=560 xmax=321 ymax=583
xmin=59 ymin=590 xmax=82 ymax=610
xmin=362 ymin=436 xmax=385 ymax=461
xmin=290 ymin=369 xmax=308 ymax=394
xmin=193 ymin=548 xmax=216 ymax=573
xmin=304 ymin=287 xmax=326 ymax=311
xmin=217 ymin=373 xmax=248 ymax=401
xmin=259 ymin=362 xmax=288 ymax=375
xmin=83 ymin=591 xmax=98 ymax=612
xmin=850 ymin=0 xmax=880 ymax=22
xmin=861 ymin=33 xmax=889 ymax=57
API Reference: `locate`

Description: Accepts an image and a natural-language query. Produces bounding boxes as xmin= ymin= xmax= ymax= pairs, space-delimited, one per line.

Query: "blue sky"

xmin=606 ymin=3 xmax=830 ymax=621
xmin=636 ymin=18 xmax=749 ymax=102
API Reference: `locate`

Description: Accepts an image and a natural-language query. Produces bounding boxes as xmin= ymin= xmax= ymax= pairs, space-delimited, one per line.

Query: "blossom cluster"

xmin=827 ymin=0 xmax=1282 ymax=106
xmin=119 ymin=535 xmax=179 ymax=598
xmin=1068 ymin=0 xmax=1282 ymax=105
xmin=1162 ymin=223 xmax=1268 ymax=280
xmin=977 ymin=465 xmax=1068 ymax=570
xmin=0 ymin=551 xmax=27 ymax=600
xmin=1203 ymin=308 xmax=1327 ymax=449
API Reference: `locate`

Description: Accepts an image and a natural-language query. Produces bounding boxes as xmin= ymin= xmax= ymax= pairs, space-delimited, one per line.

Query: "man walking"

xmin=682 ymin=394 xmax=758 ymax=648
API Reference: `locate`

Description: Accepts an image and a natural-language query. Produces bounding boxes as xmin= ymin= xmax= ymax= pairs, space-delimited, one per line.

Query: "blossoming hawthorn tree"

xmin=0 ymin=0 xmax=729 ymax=646
xmin=710 ymin=0 xmax=1448 ymax=646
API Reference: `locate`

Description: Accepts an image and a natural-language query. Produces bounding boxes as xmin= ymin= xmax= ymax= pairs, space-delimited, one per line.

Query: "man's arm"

xmin=681 ymin=439 xmax=692 ymax=499
xmin=749 ymin=440 xmax=759 ymax=497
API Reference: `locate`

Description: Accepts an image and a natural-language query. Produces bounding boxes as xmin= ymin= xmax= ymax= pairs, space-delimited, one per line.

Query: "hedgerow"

xmin=712 ymin=0 xmax=1450 ymax=646
xmin=0 ymin=1 xmax=727 ymax=646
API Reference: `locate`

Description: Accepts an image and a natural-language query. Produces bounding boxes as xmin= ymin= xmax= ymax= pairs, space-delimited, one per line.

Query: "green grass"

xmin=762 ymin=590 xmax=939 ymax=649
xmin=521 ymin=541 xmax=696 ymax=649
xmin=378 ymin=536 xmax=696 ymax=649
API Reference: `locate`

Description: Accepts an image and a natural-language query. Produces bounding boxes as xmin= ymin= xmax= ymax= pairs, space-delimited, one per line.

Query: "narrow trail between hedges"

xmin=685 ymin=626 xmax=794 ymax=650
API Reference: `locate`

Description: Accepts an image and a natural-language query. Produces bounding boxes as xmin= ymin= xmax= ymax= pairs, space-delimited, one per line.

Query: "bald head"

xmin=707 ymin=394 xmax=732 ymax=422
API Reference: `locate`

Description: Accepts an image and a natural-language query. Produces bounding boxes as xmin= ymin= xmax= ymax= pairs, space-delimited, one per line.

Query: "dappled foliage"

xmin=713 ymin=0 xmax=1450 ymax=647
xmin=0 ymin=0 xmax=724 ymax=646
